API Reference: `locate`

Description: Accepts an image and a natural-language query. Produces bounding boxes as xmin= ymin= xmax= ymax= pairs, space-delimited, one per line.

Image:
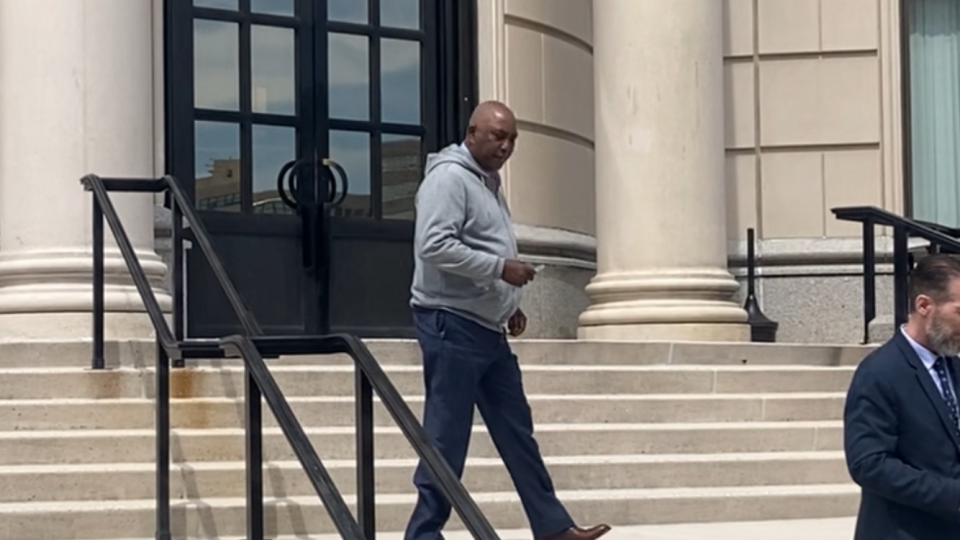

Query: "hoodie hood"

xmin=424 ymin=143 xmax=488 ymax=178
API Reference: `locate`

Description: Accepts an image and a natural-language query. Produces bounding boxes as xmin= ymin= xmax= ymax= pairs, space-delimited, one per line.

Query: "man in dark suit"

xmin=845 ymin=254 xmax=960 ymax=539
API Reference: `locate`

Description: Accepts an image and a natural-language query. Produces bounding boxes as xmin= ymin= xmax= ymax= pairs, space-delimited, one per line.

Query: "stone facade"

xmin=0 ymin=0 xmax=912 ymax=348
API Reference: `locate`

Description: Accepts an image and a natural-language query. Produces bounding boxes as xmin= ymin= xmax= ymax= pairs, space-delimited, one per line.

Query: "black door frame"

xmin=162 ymin=0 xmax=477 ymax=338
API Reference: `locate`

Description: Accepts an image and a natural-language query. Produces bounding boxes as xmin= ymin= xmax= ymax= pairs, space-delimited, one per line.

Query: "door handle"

xmin=276 ymin=157 xmax=311 ymax=211
xmin=287 ymin=157 xmax=350 ymax=274
xmin=321 ymin=158 xmax=349 ymax=207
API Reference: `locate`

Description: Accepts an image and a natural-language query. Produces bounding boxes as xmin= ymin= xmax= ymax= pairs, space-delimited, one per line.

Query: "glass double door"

xmin=166 ymin=0 xmax=469 ymax=337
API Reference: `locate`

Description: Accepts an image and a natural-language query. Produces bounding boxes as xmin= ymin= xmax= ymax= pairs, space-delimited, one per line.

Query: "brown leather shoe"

xmin=539 ymin=524 xmax=612 ymax=540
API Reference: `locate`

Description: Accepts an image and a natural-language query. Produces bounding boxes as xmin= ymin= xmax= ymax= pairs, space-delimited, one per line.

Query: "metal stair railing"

xmin=81 ymin=174 xmax=500 ymax=540
xmin=833 ymin=205 xmax=960 ymax=344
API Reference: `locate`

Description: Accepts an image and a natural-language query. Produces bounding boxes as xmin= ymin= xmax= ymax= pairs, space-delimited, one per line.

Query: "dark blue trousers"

xmin=403 ymin=307 xmax=574 ymax=540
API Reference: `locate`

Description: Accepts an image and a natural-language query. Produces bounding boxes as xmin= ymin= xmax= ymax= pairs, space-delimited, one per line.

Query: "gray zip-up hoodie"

xmin=410 ymin=143 xmax=521 ymax=331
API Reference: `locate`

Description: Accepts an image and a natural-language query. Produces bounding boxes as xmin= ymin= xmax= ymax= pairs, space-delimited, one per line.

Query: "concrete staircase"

xmin=0 ymin=339 xmax=872 ymax=539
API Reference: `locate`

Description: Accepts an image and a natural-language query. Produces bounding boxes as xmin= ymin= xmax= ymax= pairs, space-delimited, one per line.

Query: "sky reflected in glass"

xmin=192 ymin=3 xmax=422 ymax=203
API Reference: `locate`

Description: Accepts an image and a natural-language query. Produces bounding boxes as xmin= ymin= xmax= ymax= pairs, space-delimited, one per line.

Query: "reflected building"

xmin=196 ymin=158 xmax=242 ymax=212
xmin=195 ymin=139 xmax=424 ymax=220
xmin=380 ymin=137 xmax=421 ymax=221
xmin=195 ymin=158 xmax=291 ymax=215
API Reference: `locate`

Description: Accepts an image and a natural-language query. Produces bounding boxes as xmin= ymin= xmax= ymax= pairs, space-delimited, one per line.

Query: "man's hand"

xmin=501 ymin=259 xmax=536 ymax=287
xmin=508 ymin=309 xmax=527 ymax=337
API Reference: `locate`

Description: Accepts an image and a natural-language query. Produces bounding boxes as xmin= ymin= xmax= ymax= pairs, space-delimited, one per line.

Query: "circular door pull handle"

xmin=276 ymin=158 xmax=301 ymax=210
xmin=322 ymin=158 xmax=349 ymax=207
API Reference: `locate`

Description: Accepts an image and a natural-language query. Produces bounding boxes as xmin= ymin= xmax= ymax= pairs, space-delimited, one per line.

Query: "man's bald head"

xmin=464 ymin=100 xmax=518 ymax=171
xmin=468 ymin=101 xmax=515 ymax=128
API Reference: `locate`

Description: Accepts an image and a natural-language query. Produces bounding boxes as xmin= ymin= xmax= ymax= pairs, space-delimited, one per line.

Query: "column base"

xmin=0 ymin=248 xmax=171 ymax=345
xmin=578 ymin=268 xmax=749 ymax=342
xmin=0 ymin=311 xmax=168 ymax=343
xmin=578 ymin=322 xmax=750 ymax=342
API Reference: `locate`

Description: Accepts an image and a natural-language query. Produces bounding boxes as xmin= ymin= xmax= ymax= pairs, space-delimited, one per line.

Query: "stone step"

xmin=0 ymin=484 xmax=861 ymax=540
xmin=189 ymin=518 xmax=860 ymax=540
xmin=1 ymin=339 xmax=873 ymax=369
xmin=0 ymin=451 xmax=850 ymax=503
xmin=0 ymin=422 xmax=842 ymax=466
xmin=0 ymin=392 xmax=846 ymax=431
xmin=0 ymin=365 xmax=856 ymax=400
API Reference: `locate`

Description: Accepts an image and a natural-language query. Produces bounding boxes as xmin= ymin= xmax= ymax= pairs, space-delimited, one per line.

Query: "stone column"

xmin=0 ymin=0 xmax=170 ymax=343
xmin=578 ymin=0 xmax=749 ymax=341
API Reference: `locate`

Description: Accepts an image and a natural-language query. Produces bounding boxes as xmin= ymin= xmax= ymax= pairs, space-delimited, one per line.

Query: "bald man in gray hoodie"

xmin=404 ymin=101 xmax=611 ymax=540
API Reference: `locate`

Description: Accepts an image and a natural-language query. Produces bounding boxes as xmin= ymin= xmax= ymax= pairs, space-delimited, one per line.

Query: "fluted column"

xmin=578 ymin=0 xmax=749 ymax=341
xmin=0 ymin=0 xmax=169 ymax=344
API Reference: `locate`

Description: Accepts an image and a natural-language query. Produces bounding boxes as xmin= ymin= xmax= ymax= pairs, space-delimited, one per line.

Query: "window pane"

xmin=195 ymin=0 xmax=237 ymax=9
xmin=251 ymin=0 xmax=294 ymax=16
xmin=195 ymin=121 xmax=241 ymax=213
xmin=252 ymin=125 xmax=296 ymax=215
xmin=908 ymin=0 xmax=960 ymax=226
xmin=329 ymin=0 xmax=367 ymax=24
xmin=251 ymin=26 xmax=296 ymax=115
xmin=381 ymin=0 xmax=420 ymax=29
xmin=329 ymin=34 xmax=369 ymax=121
xmin=194 ymin=20 xmax=239 ymax=110
xmin=330 ymin=131 xmax=371 ymax=218
xmin=382 ymin=135 xmax=421 ymax=220
xmin=381 ymin=39 xmax=420 ymax=125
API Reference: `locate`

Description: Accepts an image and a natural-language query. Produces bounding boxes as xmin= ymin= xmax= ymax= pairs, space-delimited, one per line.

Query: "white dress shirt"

xmin=901 ymin=325 xmax=957 ymax=400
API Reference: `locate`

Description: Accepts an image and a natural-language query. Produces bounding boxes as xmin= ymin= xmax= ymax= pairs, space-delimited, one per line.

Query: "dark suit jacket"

xmin=845 ymin=330 xmax=960 ymax=539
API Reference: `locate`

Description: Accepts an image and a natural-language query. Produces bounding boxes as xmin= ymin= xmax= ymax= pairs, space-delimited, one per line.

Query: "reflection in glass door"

xmin=188 ymin=0 xmax=302 ymax=215
xmin=165 ymin=0 xmax=476 ymax=337
xmin=181 ymin=0 xmax=439 ymax=220
xmin=324 ymin=0 xmax=433 ymax=221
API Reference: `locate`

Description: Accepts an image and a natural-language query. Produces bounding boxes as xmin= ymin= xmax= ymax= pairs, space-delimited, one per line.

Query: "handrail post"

xmin=92 ymin=196 xmax=105 ymax=369
xmin=893 ymin=225 xmax=910 ymax=328
xmin=356 ymin=368 xmax=376 ymax=540
xmin=742 ymin=228 xmax=778 ymax=342
xmin=862 ymin=220 xmax=876 ymax=344
xmin=172 ymin=196 xmax=185 ymax=368
xmin=155 ymin=336 xmax=172 ymax=540
xmin=221 ymin=336 xmax=367 ymax=540
xmin=246 ymin=370 xmax=264 ymax=540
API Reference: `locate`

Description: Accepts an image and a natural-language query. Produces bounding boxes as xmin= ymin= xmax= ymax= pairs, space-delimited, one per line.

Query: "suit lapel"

xmin=895 ymin=334 xmax=960 ymax=452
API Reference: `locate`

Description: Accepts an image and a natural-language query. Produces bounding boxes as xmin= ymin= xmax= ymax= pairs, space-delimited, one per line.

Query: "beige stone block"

xmin=723 ymin=0 xmax=754 ymax=57
xmin=727 ymin=153 xmax=758 ymax=241
xmin=824 ymin=149 xmax=883 ymax=237
xmin=505 ymin=0 xmax=592 ymax=45
xmin=505 ymin=23 xmax=543 ymax=123
xmin=506 ymin=130 xmax=594 ymax=234
xmin=543 ymin=34 xmax=594 ymax=140
xmin=758 ymin=0 xmax=819 ymax=54
xmin=761 ymin=151 xmax=825 ymax=238
xmin=759 ymin=56 xmax=880 ymax=146
xmin=725 ymin=60 xmax=755 ymax=149
xmin=821 ymin=0 xmax=879 ymax=51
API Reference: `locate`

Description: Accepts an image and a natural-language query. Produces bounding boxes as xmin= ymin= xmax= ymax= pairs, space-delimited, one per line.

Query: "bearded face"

xmin=925 ymin=304 xmax=960 ymax=357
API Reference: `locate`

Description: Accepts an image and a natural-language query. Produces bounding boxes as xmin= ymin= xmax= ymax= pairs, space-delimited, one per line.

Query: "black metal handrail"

xmin=833 ymin=205 xmax=960 ymax=343
xmin=81 ymin=174 xmax=500 ymax=540
xmin=913 ymin=219 xmax=960 ymax=239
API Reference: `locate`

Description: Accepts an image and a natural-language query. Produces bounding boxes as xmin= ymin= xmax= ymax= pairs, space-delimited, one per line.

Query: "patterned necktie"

xmin=933 ymin=356 xmax=960 ymax=438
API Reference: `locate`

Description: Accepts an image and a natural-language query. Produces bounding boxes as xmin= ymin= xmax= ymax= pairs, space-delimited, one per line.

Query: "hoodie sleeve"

xmin=414 ymin=168 xmax=505 ymax=287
